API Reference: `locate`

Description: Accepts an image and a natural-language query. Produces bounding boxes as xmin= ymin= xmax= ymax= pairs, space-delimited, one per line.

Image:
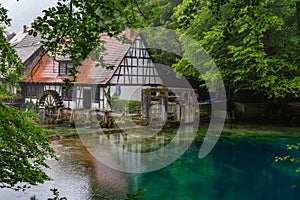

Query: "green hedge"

xmin=111 ymin=95 xmax=141 ymax=113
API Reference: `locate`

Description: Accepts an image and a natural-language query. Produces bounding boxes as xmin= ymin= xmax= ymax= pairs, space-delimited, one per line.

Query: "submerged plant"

xmin=126 ymin=188 xmax=147 ymax=200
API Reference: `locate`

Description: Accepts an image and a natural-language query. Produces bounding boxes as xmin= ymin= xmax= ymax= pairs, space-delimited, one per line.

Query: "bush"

xmin=111 ymin=95 xmax=141 ymax=114
xmin=22 ymin=100 xmax=37 ymax=112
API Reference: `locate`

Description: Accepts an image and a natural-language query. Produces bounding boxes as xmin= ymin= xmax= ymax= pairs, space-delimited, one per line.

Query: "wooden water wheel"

xmin=38 ymin=90 xmax=64 ymax=120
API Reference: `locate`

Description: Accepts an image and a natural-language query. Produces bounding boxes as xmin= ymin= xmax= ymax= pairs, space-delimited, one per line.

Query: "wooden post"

xmin=141 ymin=88 xmax=151 ymax=118
xmin=176 ymin=103 xmax=181 ymax=121
xmin=162 ymin=90 xmax=168 ymax=120
xmin=125 ymin=104 xmax=129 ymax=119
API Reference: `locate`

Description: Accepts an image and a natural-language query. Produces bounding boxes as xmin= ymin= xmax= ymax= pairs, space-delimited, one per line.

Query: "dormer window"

xmin=59 ymin=61 xmax=73 ymax=76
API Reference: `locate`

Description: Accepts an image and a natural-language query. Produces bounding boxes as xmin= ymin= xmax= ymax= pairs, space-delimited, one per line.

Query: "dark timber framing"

xmin=20 ymin=31 xmax=164 ymax=111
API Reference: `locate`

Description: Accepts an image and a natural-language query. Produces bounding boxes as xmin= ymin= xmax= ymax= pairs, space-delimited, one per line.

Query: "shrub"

xmin=111 ymin=95 xmax=141 ymax=114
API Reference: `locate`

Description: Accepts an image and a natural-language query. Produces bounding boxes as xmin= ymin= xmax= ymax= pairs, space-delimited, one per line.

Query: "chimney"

xmin=125 ymin=27 xmax=134 ymax=38
xmin=31 ymin=19 xmax=38 ymax=28
xmin=23 ymin=25 xmax=27 ymax=33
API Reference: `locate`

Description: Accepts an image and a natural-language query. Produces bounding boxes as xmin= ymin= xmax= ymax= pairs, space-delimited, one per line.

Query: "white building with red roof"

xmin=17 ymin=28 xmax=165 ymax=114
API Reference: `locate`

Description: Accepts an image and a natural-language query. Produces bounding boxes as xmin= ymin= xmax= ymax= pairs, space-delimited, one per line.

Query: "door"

xmin=83 ymin=89 xmax=92 ymax=109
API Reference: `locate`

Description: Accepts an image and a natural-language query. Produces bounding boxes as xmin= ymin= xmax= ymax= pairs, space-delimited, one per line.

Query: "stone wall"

xmin=233 ymin=102 xmax=300 ymax=124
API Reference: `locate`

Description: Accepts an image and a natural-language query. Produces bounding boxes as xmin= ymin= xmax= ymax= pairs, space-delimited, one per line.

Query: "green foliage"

xmin=30 ymin=0 xmax=159 ymax=86
xmin=275 ymin=143 xmax=300 ymax=174
xmin=171 ymin=0 xmax=300 ymax=99
xmin=0 ymin=101 xmax=55 ymax=190
xmin=0 ymin=3 xmax=56 ymax=191
xmin=140 ymin=0 xmax=184 ymax=74
xmin=128 ymin=100 xmax=142 ymax=113
xmin=145 ymin=0 xmax=183 ymax=28
xmin=111 ymin=95 xmax=141 ymax=113
xmin=22 ymin=100 xmax=38 ymax=113
xmin=0 ymin=4 xmax=24 ymax=97
xmin=21 ymin=100 xmax=40 ymax=122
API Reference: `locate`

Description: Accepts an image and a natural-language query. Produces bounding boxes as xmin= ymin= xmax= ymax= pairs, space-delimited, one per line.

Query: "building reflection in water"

xmin=79 ymin=125 xmax=196 ymax=173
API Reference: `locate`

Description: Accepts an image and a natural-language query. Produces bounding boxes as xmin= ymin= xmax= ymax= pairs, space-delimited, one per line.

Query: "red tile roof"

xmin=24 ymin=29 xmax=138 ymax=85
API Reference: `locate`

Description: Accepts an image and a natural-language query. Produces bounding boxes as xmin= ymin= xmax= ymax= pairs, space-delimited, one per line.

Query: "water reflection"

xmin=0 ymin=138 xmax=129 ymax=200
xmin=1 ymin=125 xmax=300 ymax=199
xmin=79 ymin=125 xmax=196 ymax=173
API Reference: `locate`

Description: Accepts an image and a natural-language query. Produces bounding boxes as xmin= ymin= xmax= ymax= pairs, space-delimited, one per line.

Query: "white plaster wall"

xmin=117 ymin=86 xmax=142 ymax=101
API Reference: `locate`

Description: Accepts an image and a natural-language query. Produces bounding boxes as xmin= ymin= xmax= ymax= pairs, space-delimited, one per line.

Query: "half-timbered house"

xmin=18 ymin=28 xmax=165 ymax=113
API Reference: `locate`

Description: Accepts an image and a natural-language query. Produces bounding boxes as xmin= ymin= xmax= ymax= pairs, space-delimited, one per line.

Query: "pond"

xmin=1 ymin=124 xmax=300 ymax=200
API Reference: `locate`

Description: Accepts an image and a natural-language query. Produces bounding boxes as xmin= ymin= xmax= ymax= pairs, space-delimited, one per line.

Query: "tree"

xmin=0 ymin=3 xmax=55 ymax=190
xmin=0 ymin=101 xmax=55 ymax=190
xmin=0 ymin=4 xmax=23 ymax=97
xmin=0 ymin=0 xmax=158 ymax=190
xmin=172 ymin=0 xmax=300 ymax=99
xmin=30 ymin=0 xmax=159 ymax=88
xmin=145 ymin=0 xmax=183 ymax=28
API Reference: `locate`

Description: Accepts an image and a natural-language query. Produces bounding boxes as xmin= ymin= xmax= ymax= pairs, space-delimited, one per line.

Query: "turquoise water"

xmin=1 ymin=125 xmax=300 ymax=199
xmin=136 ymin=136 xmax=300 ymax=200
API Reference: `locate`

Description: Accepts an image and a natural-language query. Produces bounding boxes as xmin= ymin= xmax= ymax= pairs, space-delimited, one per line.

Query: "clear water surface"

xmin=1 ymin=124 xmax=300 ymax=200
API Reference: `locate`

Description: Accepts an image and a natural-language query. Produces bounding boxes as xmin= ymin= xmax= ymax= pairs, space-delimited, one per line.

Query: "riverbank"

xmin=43 ymin=123 xmax=300 ymax=141
xmin=44 ymin=125 xmax=145 ymax=140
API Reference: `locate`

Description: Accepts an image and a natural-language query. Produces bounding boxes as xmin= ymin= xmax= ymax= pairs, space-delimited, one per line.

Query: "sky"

xmin=0 ymin=0 xmax=57 ymax=33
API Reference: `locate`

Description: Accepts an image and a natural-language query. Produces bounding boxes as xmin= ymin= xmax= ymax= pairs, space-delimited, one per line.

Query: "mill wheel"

xmin=39 ymin=90 xmax=64 ymax=119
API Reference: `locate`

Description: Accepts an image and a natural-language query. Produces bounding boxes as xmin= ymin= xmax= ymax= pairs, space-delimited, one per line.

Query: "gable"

xmin=76 ymin=33 xmax=135 ymax=84
xmin=23 ymin=30 xmax=138 ymax=84
xmin=23 ymin=29 xmax=185 ymax=87
xmin=109 ymin=35 xmax=163 ymax=86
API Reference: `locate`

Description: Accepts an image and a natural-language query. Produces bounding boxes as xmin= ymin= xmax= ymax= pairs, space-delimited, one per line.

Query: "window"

xmin=93 ymin=86 xmax=100 ymax=103
xmin=115 ymin=86 xmax=121 ymax=95
xmin=59 ymin=61 xmax=73 ymax=76
xmin=25 ymin=84 xmax=41 ymax=98
xmin=62 ymin=88 xmax=73 ymax=100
